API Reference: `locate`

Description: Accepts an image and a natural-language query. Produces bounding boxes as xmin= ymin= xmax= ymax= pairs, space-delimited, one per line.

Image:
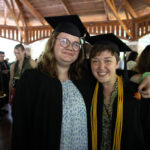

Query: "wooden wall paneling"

xmin=97 ymin=25 xmax=100 ymax=34
xmin=138 ymin=23 xmax=141 ymax=37
xmin=102 ymin=25 xmax=105 ymax=34
xmin=28 ymin=29 xmax=30 ymax=42
xmin=36 ymin=29 xmax=38 ymax=40
xmin=0 ymin=15 xmax=150 ymax=44
xmin=12 ymin=29 xmax=14 ymax=40
xmin=31 ymin=29 xmax=33 ymax=41
xmin=7 ymin=29 xmax=9 ymax=38
xmin=4 ymin=27 xmax=6 ymax=38
xmin=33 ymin=29 xmax=35 ymax=41
xmin=16 ymin=30 xmax=18 ymax=41
xmin=47 ymin=29 xmax=50 ymax=37
xmin=93 ymin=26 xmax=96 ymax=34
xmin=88 ymin=26 xmax=92 ymax=35
xmin=148 ymin=21 xmax=150 ymax=32
xmin=145 ymin=21 xmax=148 ymax=33
xmin=121 ymin=26 xmax=124 ymax=38
xmin=111 ymin=25 xmax=114 ymax=34
xmin=116 ymin=24 xmax=119 ymax=36
xmin=141 ymin=23 xmax=144 ymax=36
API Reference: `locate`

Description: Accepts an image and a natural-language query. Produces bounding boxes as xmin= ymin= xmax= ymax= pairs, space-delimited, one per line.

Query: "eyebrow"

xmin=104 ymin=57 xmax=113 ymax=59
xmin=92 ymin=56 xmax=112 ymax=59
xmin=59 ymin=37 xmax=80 ymax=43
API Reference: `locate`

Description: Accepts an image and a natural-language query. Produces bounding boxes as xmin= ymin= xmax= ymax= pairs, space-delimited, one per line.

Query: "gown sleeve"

xmin=11 ymin=69 xmax=37 ymax=150
xmin=116 ymin=69 xmax=137 ymax=79
xmin=141 ymin=98 xmax=150 ymax=149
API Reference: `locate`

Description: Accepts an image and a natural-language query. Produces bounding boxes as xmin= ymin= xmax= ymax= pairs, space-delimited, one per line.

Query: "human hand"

xmin=138 ymin=76 xmax=150 ymax=98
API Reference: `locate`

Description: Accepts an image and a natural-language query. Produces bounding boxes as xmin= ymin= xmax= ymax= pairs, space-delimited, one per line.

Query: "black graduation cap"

xmin=45 ymin=15 xmax=89 ymax=38
xmin=85 ymin=33 xmax=132 ymax=53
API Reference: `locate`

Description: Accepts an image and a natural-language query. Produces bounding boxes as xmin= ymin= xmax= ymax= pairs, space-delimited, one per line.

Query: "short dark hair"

xmin=90 ymin=43 xmax=120 ymax=63
xmin=0 ymin=51 xmax=4 ymax=54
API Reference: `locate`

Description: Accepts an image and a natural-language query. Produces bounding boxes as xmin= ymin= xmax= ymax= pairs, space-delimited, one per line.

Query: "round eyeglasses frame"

xmin=56 ymin=37 xmax=81 ymax=51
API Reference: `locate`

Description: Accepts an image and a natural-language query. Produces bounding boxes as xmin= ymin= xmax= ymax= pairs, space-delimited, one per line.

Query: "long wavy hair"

xmin=38 ymin=32 xmax=84 ymax=80
xmin=135 ymin=45 xmax=150 ymax=73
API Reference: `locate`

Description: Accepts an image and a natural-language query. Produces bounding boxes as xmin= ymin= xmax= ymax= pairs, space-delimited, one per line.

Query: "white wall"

xmin=0 ymin=34 xmax=150 ymax=63
xmin=0 ymin=38 xmax=48 ymax=63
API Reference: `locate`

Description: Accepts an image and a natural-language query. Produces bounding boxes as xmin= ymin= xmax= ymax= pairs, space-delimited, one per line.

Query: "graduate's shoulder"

xmin=21 ymin=68 xmax=52 ymax=82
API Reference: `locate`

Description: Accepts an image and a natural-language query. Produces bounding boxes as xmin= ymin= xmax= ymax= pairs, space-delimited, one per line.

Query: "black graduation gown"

xmin=0 ymin=60 xmax=10 ymax=104
xmin=11 ymin=68 xmax=95 ymax=150
xmin=95 ymin=80 xmax=150 ymax=150
xmin=11 ymin=59 xmax=147 ymax=150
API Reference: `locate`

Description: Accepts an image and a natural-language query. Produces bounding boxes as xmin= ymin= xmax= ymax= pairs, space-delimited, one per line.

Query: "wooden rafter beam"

xmin=118 ymin=3 xmax=131 ymax=20
xmin=124 ymin=7 xmax=129 ymax=20
xmin=61 ymin=0 xmax=72 ymax=15
xmin=4 ymin=4 xmax=7 ymax=25
xmin=103 ymin=0 xmax=110 ymax=21
xmin=106 ymin=0 xmax=132 ymax=38
xmin=4 ymin=0 xmax=26 ymax=41
xmin=20 ymin=0 xmax=47 ymax=25
xmin=15 ymin=0 xmax=27 ymax=27
xmin=15 ymin=0 xmax=28 ymax=43
xmin=10 ymin=0 xmax=15 ymax=15
xmin=118 ymin=4 xmax=123 ymax=13
xmin=144 ymin=0 xmax=150 ymax=5
xmin=123 ymin=0 xmax=137 ymax=18
xmin=111 ymin=0 xmax=116 ymax=8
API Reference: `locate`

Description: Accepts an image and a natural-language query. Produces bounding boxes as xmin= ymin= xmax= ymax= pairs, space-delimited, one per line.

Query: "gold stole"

xmin=90 ymin=75 xmax=123 ymax=150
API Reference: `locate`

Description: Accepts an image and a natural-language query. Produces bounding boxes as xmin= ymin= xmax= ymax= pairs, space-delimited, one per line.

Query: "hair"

xmin=127 ymin=51 xmax=138 ymax=61
xmin=135 ymin=45 xmax=150 ymax=73
xmin=0 ymin=51 xmax=4 ymax=54
xmin=89 ymin=43 xmax=120 ymax=63
xmin=38 ymin=32 xmax=84 ymax=80
xmin=14 ymin=44 xmax=25 ymax=51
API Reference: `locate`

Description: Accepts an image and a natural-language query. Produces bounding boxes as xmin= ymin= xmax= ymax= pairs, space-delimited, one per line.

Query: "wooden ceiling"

xmin=0 ymin=0 xmax=150 ymax=43
xmin=1 ymin=0 xmax=150 ymax=26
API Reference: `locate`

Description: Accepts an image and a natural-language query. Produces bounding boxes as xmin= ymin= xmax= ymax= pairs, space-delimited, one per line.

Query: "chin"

xmin=97 ymin=77 xmax=108 ymax=84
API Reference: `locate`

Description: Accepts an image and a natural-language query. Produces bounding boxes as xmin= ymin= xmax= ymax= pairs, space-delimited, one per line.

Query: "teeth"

xmin=97 ymin=72 xmax=106 ymax=75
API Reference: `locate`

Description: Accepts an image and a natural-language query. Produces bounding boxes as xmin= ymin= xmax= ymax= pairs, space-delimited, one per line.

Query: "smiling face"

xmin=14 ymin=48 xmax=25 ymax=61
xmin=54 ymin=32 xmax=81 ymax=68
xmin=91 ymin=50 xmax=120 ymax=86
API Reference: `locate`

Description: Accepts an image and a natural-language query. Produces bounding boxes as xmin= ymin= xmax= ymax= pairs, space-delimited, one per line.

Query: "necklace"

xmin=103 ymin=80 xmax=118 ymax=122
xmin=103 ymin=103 xmax=111 ymax=122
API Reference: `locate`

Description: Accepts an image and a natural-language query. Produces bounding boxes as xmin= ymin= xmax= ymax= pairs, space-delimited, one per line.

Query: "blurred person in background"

xmin=127 ymin=51 xmax=138 ymax=70
xmin=135 ymin=45 xmax=150 ymax=73
xmin=0 ymin=51 xmax=10 ymax=116
xmin=9 ymin=44 xmax=36 ymax=105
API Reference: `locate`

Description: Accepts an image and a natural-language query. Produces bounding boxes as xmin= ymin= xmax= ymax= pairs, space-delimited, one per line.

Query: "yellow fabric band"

xmin=90 ymin=75 xmax=124 ymax=150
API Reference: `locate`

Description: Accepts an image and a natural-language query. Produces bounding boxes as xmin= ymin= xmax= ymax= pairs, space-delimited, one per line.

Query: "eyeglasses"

xmin=56 ymin=37 xmax=81 ymax=51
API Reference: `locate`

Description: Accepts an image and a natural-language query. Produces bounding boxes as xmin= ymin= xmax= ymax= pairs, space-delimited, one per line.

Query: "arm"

xmin=11 ymin=70 xmax=34 ymax=150
xmin=138 ymin=76 xmax=150 ymax=98
xmin=9 ymin=63 xmax=14 ymax=103
xmin=130 ymin=74 xmax=150 ymax=98
xmin=117 ymin=69 xmax=150 ymax=98
xmin=141 ymin=98 xmax=150 ymax=149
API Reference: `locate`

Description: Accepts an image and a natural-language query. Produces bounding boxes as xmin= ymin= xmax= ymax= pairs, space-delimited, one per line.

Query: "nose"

xmin=66 ymin=42 xmax=73 ymax=51
xmin=98 ymin=62 xmax=105 ymax=69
